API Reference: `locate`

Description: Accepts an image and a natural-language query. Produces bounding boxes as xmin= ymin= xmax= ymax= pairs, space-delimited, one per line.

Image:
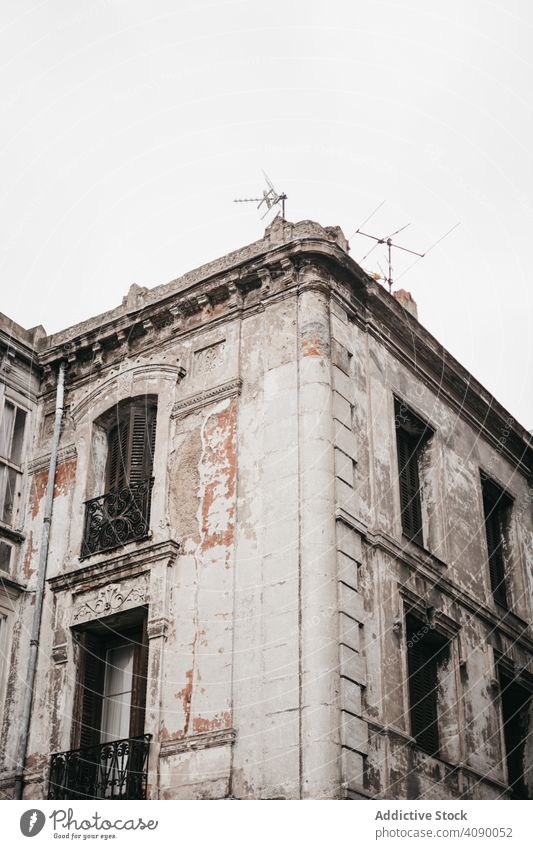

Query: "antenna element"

xmin=234 ymin=171 xmax=287 ymax=220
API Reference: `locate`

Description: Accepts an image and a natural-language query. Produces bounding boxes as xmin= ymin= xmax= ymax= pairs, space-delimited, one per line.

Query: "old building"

xmin=0 ymin=217 xmax=532 ymax=800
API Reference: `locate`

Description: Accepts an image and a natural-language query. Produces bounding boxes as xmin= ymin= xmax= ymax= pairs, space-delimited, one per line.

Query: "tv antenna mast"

xmin=234 ymin=171 xmax=287 ymax=220
xmin=353 ymin=206 xmax=460 ymax=292
xmin=355 ymin=223 xmax=424 ymax=293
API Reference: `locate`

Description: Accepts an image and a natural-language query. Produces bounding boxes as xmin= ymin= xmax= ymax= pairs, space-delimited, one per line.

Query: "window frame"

xmin=394 ymin=398 xmax=434 ymax=547
xmin=480 ymin=473 xmax=513 ymax=609
xmin=497 ymin=661 xmax=532 ymax=799
xmin=405 ymin=611 xmax=450 ymax=756
xmin=0 ymin=395 xmax=28 ymax=528
xmin=71 ymin=609 xmax=149 ymax=751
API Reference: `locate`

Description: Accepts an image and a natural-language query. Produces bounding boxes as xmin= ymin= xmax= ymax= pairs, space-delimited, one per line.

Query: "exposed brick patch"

xmin=199 ymin=399 xmax=237 ymax=554
xmin=29 ymin=458 xmax=77 ymax=519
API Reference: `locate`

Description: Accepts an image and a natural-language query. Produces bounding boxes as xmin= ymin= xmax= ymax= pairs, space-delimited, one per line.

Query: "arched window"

xmin=81 ymin=397 xmax=157 ymax=558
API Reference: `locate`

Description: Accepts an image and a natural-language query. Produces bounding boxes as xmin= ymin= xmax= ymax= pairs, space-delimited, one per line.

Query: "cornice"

xmin=159 ymin=727 xmax=236 ymax=757
xmin=171 ymin=378 xmax=242 ymax=418
xmin=28 ymin=444 xmax=77 ymax=475
xmin=48 ymin=538 xmax=180 ymax=593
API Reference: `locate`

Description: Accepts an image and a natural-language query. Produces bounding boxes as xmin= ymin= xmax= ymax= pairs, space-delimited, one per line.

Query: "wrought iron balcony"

xmin=81 ymin=478 xmax=154 ymax=558
xmin=48 ymin=735 xmax=152 ymax=800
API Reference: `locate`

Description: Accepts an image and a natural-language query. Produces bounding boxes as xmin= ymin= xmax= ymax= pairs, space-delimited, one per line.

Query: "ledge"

xmin=48 ymin=538 xmax=180 ymax=592
xmin=159 ymin=728 xmax=236 ymax=757
xmin=171 ymin=378 xmax=242 ymax=418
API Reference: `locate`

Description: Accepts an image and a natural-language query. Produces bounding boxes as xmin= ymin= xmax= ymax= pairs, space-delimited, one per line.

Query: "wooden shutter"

xmin=397 ymin=428 xmax=423 ymax=544
xmin=498 ymin=668 xmax=531 ymax=799
xmin=106 ymin=402 xmax=156 ymax=491
xmin=73 ymin=632 xmax=105 ymax=750
xmin=129 ymin=616 xmax=149 ymax=737
xmin=128 ymin=405 xmax=156 ymax=485
xmin=406 ymin=616 xmax=447 ymax=755
xmin=106 ymin=419 xmax=128 ymax=491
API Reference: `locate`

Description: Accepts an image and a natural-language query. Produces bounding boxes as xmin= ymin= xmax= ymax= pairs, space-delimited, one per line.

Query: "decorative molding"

xmin=171 ymin=378 xmax=242 ymax=418
xmin=398 ymin=584 xmax=461 ymax=639
xmin=48 ymin=539 xmax=180 ymax=594
xmin=192 ymin=340 xmax=226 ymax=375
xmin=28 ymin=444 xmax=77 ymax=474
xmin=159 ymin=728 xmax=236 ymax=758
xmin=71 ymin=580 xmax=148 ymax=624
xmin=69 ymin=365 xmax=187 ymax=424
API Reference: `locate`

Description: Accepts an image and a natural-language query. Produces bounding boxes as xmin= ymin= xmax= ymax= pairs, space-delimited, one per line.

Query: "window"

xmin=0 ymin=601 xmax=15 ymax=727
xmin=498 ymin=666 xmax=532 ymax=799
xmin=0 ymin=540 xmax=12 ymax=572
xmin=82 ymin=397 xmax=157 ymax=558
xmin=394 ymin=399 xmax=433 ymax=546
xmin=72 ymin=614 xmax=149 ymax=750
xmin=481 ymin=475 xmax=512 ymax=608
xmin=105 ymin=399 xmax=157 ymax=494
xmin=406 ymin=613 xmax=449 ymax=756
xmin=48 ymin=610 xmax=151 ymax=800
xmin=0 ymin=399 xmax=27 ymax=526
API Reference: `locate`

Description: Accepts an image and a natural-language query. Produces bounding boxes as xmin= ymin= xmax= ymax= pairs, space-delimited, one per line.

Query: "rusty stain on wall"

xmin=29 ymin=458 xmax=77 ymax=519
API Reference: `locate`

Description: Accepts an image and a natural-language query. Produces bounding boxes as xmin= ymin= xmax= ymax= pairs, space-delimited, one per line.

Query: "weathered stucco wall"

xmin=0 ymin=220 xmax=531 ymax=801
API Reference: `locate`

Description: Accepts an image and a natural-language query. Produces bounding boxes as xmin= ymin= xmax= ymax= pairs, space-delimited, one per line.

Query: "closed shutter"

xmin=129 ymin=616 xmax=149 ymax=737
xmin=128 ymin=405 xmax=156 ymax=485
xmin=107 ymin=420 xmax=129 ymax=491
xmin=106 ymin=403 xmax=156 ymax=492
xmin=73 ymin=632 xmax=105 ymax=750
xmin=406 ymin=615 xmax=447 ymax=755
xmin=397 ymin=428 xmax=423 ymax=544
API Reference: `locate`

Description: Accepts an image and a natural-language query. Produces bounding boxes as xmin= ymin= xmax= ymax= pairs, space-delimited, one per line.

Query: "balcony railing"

xmin=48 ymin=735 xmax=152 ymax=800
xmin=81 ymin=478 xmax=154 ymax=558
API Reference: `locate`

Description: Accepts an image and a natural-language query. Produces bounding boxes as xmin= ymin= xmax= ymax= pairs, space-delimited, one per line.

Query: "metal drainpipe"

xmin=13 ymin=361 xmax=66 ymax=800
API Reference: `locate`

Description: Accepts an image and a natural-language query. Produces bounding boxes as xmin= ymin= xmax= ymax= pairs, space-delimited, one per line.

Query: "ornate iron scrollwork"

xmin=81 ymin=478 xmax=154 ymax=558
xmin=48 ymin=735 xmax=152 ymax=800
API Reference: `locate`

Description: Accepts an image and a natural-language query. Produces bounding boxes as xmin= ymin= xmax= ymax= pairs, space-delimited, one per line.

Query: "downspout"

xmin=13 ymin=361 xmax=66 ymax=799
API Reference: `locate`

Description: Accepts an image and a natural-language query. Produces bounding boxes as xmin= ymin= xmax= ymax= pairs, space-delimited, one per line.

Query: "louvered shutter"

xmin=74 ymin=632 xmax=105 ymax=750
xmin=107 ymin=420 xmax=129 ymax=491
xmin=408 ymin=638 xmax=439 ymax=754
xmin=129 ymin=616 xmax=149 ymax=737
xmin=397 ymin=428 xmax=423 ymax=544
xmin=106 ymin=403 xmax=156 ymax=492
xmin=127 ymin=405 xmax=155 ymax=485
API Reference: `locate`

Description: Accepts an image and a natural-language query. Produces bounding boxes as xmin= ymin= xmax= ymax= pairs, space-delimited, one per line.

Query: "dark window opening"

xmin=48 ymin=608 xmax=151 ymax=800
xmin=406 ymin=613 xmax=449 ymax=756
xmin=395 ymin=400 xmax=433 ymax=546
xmin=0 ymin=540 xmax=12 ymax=572
xmin=481 ymin=475 xmax=512 ymax=608
xmin=72 ymin=610 xmax=149 ymax=749
xmin=498 ymin=667 xmax=532 ymax=800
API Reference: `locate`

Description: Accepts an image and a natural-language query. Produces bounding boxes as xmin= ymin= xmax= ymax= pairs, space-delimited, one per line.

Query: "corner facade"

xmin=0 ymin=218 xmax=531 ymax=799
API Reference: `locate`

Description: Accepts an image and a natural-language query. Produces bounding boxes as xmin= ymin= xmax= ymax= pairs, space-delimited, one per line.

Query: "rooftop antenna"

xmin=233 ymin=171 xmax=287 ymax=220
xmin=354 ymin=220 xmax=460 ymax=293
xmin=355 ymin=223 xmax=423 ymax=293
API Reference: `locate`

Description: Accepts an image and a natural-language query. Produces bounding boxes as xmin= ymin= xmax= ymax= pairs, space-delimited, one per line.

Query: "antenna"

xmin=355 ymin=225 xmax=423 ymax=293
xmin=354 ymin=220 xmax=460 ymax=293
xmin=234 ymin=171 xmax=288 ymax=220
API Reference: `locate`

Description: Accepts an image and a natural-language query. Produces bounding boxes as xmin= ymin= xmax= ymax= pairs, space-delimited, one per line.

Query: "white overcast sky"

xmin=1 ymin=0 xmax=532 ymax=428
